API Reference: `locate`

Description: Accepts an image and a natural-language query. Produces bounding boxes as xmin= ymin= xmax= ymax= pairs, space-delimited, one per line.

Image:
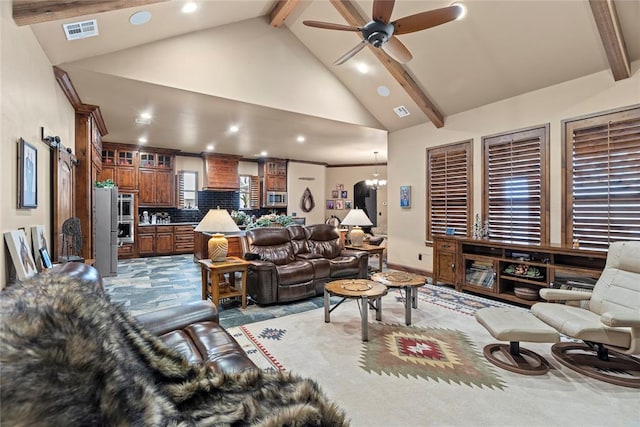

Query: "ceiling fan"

xmin=303 ymin=0 xmax=465 ymax=65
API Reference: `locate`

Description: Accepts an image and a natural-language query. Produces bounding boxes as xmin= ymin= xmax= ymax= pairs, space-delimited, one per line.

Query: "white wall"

xmin=387 ymin=63 xmax=640 ymax=273
xmin=1 ymin=2 xmax=76 ymax=287
xmin=287 ymin=162 xmax=326 ymax=225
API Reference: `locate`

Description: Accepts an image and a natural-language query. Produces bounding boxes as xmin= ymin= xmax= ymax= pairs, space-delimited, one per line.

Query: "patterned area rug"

xmin=228 ymin=285 xmax=509 ymax=388
xmin=360 ymin=322 xmax=505 ymax=389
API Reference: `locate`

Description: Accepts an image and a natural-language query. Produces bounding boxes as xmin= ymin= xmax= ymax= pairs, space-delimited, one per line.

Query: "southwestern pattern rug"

xmin=227 ymin=287 xmax=638 ymax=427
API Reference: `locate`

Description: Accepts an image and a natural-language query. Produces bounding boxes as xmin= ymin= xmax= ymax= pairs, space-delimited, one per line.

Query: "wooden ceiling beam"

xmin=269 ymin=0 xmax=300 ymax=28
xmin=589 ymin=0 xmax=631 ymax=81
xmin=329 ymin=0 xmax=445 ymax=128
xmin=13 ymin=0 xmax=169 ymax=26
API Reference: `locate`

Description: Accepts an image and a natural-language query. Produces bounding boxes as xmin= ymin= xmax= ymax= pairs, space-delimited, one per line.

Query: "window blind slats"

xmin=483 ymin=126 xmax=548 ymax=245
xmin=565 ymin=107 xmax=640 ymax=250
xmin=427 ymin=141 xmax=472 ymax=240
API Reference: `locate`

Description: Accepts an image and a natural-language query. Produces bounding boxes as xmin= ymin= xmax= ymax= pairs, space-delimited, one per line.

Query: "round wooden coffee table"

xmin=324 ymin=279 xmax=387 ymax=341
xmin=371 ymin=271 xmax=426 ymax=325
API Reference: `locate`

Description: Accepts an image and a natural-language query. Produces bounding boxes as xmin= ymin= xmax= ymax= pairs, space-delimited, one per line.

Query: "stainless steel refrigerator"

xmin=95 ymin=187 xmax=118 ymax=277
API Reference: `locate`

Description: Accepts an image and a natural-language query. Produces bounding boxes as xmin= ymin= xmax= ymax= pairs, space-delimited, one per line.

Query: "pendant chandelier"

xmin=366 ymin=151 xmax=387 ymax=189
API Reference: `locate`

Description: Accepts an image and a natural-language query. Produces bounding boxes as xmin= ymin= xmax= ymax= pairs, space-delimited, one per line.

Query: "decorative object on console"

xmin=194 ymin=208 xmax=240 ymax=262
xmin=60 ymin=217 xmax=84 ymax=263
xmin=300 ymin=187 xmax=315 ymax=212
xmin=341 ymin=208 xmax=373 ymax=247
xmin=366 ymin=151 xmax=387 ymax=190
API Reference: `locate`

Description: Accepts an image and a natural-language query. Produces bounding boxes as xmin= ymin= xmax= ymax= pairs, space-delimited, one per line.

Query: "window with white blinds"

xmin=177 ymin=171 xmax=198 ymax=209
xmin=563 ymin=106 xmax=640 ymax=251
xmin=482 ymin=125 xmax=549 ymax=245
xmin=426 ymin=141 xmax=472 ymax=241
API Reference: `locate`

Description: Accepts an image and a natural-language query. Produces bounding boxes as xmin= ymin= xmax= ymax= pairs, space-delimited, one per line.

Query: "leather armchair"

xmin=245 ymin=227 xmax=317 ymax=305
xmin=531 ymin=241 xmax=640 ymax=388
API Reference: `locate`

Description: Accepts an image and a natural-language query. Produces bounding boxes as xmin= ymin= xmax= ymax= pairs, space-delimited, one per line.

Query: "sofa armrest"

xmin=340 ymin=249 xmax=367 ymax=259
xmin=539 ymin=288 xmax=593 ymax=301
xmin=600 ymin=311 xmax=640 ymax=328
xmin=135 ymin=300 xmax=219 ymax=336
xmin=247 ymin=259 xmax=277 ymax=270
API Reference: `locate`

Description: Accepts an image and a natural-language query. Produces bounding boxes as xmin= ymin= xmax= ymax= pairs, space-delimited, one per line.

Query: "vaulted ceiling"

xmin=13 ymin=0 xmax=640 ymax=165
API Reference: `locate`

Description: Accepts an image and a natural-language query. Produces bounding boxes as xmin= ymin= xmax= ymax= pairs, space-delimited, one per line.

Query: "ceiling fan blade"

xmin=334 ymin=40 xmax=368 ymax=65
xmin=392 ymin=5 xmax=464 ymax=35
xmin=372 ymin=0 xmax=395 ymax=24
xmin=381 ymin=36 xmax=413 ymax=63
xmin=303 ymin=20 xmax=361 ymax=32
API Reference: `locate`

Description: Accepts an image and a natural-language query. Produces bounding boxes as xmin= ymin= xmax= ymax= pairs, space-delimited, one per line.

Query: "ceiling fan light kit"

xmin=303 ymin=0 xmax=465 ymax=65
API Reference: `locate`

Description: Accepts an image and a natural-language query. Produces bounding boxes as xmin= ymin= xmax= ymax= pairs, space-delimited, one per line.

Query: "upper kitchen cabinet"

xmin=98 ymin=143 xmax=137 ymax=190
xmin=259 ymin=159 xmax=287 ymax=192
xmin=138 ymin=149 xmax=177 ymax=207
xmin=203 ymin=154 xmax=240 ymax=190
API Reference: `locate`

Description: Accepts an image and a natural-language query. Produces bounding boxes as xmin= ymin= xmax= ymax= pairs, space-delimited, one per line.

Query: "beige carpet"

xmin=227 ymin=288 xmax=639 ymax=427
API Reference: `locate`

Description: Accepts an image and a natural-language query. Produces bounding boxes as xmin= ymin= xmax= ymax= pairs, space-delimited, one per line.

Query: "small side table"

xmin=324 ymin=279 xmax=387 ymax=341
xmin=371 ymin=271 xmax=426 ymax=325
xmin=197 ymin=257 xmax=249 ymax=309
xmin=345 ymin=243 xmax=385 ymax=273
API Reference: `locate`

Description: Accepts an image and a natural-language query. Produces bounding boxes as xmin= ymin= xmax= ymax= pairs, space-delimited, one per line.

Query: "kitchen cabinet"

xmin=98 ymin=144 xmax=137 ymax=190
xmin=138 ymin=150 xmax=176 ymax=207
xmin=137 ymin=225 xmax=174 ymax=256
xmin=174 ymin=225 xmax=195 ymax=254
xmin=203 ymin=154 xmax=240 ymax=190
xmin=260 ymin=159 xmax=287 ymax=192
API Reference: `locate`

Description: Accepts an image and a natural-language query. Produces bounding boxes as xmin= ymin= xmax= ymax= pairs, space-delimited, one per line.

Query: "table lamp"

xmin=194 ymin=208 xmax=240 ymax=261
xmin=341 ymin=208 xmax=373 ymax=246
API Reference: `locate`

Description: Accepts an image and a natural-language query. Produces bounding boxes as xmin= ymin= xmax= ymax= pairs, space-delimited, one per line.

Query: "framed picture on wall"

xmin=345 ymin=200 xmax=352 ymax=209
xmin=18 ymin=138 xmax=37 ymax=208
xmin=335 ymin=200 xmax=344 ymax=210
xmin=326 ymin=199 xmax=335 ymax=209
xmin=331 ymin=190 xmax=339 ymax=198
xmin=341 ymin=190 xmax=348 ymax=198
xmin=400 ymin=185 xmax=411 ymax=208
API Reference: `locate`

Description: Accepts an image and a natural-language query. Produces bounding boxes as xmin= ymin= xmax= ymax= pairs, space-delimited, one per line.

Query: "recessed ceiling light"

xmin=260 ymin=151 xmax=268 ymax=157
xmin=452 ymin=2 xmax=467 ymax=20
xmin=206 ymin=144 xmax=214 ymax=151
xmin=181 ymin=2 xmax=198 ymax=14
xmin=140 ymin=112 xmax=152 ymax=120
xmin=129 ymin=10 xmax=151 ymax=25
xmin=297 ymin=136 xmax=305 ymax=143
xmin=356 ymin=63 xmax=369 ymax=74
xmin=229 ymin=125 xmax=239 ymax=133
xmin=377 ymin=85 xmax=390 ymax=97
xmin=138 ymin=137 xmax=147 ymax=144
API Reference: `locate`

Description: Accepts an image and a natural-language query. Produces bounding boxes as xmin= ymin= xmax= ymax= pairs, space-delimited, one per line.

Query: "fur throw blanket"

xmin=0 ymin=270 xmax=348 ymax=426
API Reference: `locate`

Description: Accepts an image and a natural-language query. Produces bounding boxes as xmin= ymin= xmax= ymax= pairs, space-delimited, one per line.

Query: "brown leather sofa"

xmin=53 ymin=263 xmax=257 ymax=373
xmin=244 ymin=224 xmax=368 ymax=305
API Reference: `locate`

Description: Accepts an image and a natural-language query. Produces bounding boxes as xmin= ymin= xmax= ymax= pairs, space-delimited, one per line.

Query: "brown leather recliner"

xmin=244 ymin=225 xmax=368 ymax=305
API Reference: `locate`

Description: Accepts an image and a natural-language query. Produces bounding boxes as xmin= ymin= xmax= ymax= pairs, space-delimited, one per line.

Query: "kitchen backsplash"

xmin=138 ymin=190 xmax=285 ymax=223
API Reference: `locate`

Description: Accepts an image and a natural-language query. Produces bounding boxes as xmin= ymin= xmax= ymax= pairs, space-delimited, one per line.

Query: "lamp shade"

xmin=341 ymin=209 xmax=373 ymax=227
xmin=341 ymin=209 xmax=372 ymax=247
xmin=194 ymin=209 xmax=240 ymax=261
xmin=194 ymin=209 xmax=240 ymax=233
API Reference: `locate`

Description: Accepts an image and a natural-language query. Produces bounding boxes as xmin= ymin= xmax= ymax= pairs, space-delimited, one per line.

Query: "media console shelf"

xmin=433 ymin=237 xmax=607 ymax=306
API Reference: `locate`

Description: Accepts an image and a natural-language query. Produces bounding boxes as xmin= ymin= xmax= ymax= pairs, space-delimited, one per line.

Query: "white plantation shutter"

xmin=483 ymin=126 xmax=549 ymax=245
xmin=427 ymin=141 xmax=472 ymax=241
xmin=564 ymin=106 xmax=640 ymax=251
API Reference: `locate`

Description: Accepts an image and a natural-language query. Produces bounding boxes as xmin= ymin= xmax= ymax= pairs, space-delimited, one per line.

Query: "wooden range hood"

xmin=203 ymin=153 xmax=240 ymax=191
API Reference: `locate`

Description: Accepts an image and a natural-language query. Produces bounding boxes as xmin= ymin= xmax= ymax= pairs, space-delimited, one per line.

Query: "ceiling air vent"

xmin=393 ymin=106 xmax=411 ymax=118
xmin=63 ymin=19 xmax=99 ymax=41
